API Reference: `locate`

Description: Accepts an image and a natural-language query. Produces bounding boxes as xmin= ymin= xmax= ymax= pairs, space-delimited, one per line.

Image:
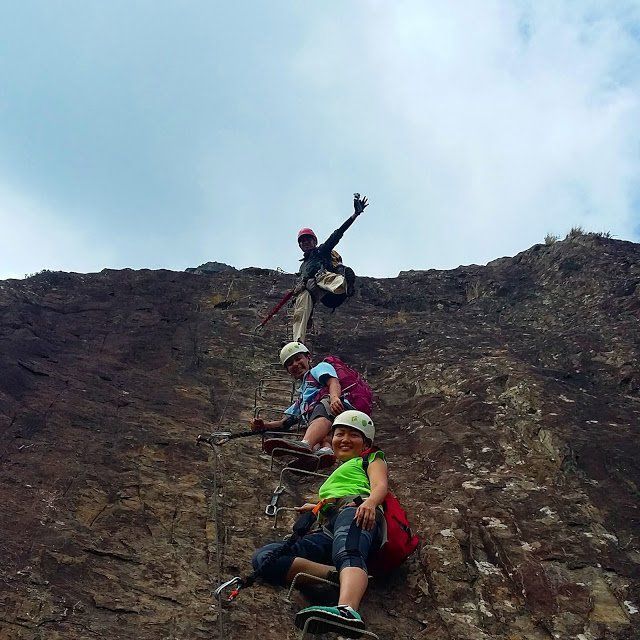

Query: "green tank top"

xmin=318 ymin=451 xmax=386 ymax=500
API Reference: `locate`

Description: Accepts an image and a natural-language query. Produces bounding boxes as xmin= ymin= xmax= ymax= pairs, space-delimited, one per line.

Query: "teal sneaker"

xmin=295 ymin=604 xmax=365 ymax=638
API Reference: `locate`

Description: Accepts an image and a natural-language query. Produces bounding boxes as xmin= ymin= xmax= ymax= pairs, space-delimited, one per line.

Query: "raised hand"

xmin=353 ymin=193 xmax=369 ymax=215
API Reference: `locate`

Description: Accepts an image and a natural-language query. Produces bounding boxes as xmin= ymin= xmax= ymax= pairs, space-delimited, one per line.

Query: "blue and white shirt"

xmin=284 ymin=362 xmax=338 ymax=417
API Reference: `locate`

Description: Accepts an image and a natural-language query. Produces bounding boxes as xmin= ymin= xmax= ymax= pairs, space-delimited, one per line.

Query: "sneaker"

xmin=287 ymin=454 xmax=321 ymax=472
xmin=262 ymin=438 xmax=311 ymax=456
xmin=295 ymin=605 xmax=365 ymax=638
xmin=315 ymin=446 xmax=336 ymax=469
xmin=288 ymin=447 xmax=335 ymax=472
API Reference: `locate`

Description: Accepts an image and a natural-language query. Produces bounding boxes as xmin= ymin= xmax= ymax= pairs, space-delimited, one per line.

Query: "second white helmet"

xmin=333 ymin=410 xmax=375 ymax=443
xmin=279 ymin=341 xmax=310 ymax=366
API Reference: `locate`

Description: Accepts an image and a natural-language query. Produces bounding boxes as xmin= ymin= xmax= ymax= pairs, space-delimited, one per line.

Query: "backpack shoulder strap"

xmin=361 ymin=447 xmax=380 ymax=475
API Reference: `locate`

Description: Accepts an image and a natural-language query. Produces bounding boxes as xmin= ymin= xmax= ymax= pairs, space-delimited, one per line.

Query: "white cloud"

xmin=0 ymin=180 xmax=115 ymax=279
xmin=1 ymin=2 xmax=639 ymax=279
xmin=294 ymin=1 xmax=640 ymax=273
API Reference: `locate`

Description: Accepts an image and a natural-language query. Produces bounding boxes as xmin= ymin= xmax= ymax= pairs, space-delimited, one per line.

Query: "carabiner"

xmin=265 ymin=484 xmax=286 ymax=516
xmin=214 ymin=576 xmax=243 ymax=600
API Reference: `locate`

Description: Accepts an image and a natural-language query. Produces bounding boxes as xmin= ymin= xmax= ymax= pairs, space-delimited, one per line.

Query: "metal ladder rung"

xmin=298 ymin=615 xmax=379 ymax=639
xmin=285 ymin=572 xmax=338 ymax=603
xmin=253 ymin=406 xmax=287 ymax=419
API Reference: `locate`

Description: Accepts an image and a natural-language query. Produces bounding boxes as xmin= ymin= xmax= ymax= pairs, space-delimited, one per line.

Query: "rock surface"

xmin=185 ymin=261 xmax=237 ymax=275
xmin=1 ymin=235 xmax=639 ymax=639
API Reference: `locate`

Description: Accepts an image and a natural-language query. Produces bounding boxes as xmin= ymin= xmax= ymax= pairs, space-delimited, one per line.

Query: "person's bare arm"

xmin=355 ymin=458 xmax=388 ymax=530
xmin=326 ymin=377 xmax=344 ymax=414
xmin=295 ymin=503 xmax=317 ymax=512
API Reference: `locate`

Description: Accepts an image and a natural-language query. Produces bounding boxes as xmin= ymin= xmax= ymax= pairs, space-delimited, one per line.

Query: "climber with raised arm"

xmin=292 ymin=193 xmax=368 ymax=343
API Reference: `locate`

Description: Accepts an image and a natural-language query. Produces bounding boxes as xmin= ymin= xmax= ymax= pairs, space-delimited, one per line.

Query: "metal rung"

xmin=298 ymin=615 xmax=379 ymax=639
xmin=257 ymin=376 xmax=295 ymax=389
xmin=269 ymin=447 xmax=320 ymax=472
xmin=265 ymin=362 xmax=286 ymax=370
xmin=286 ymin=572 xmax=338 ymax=603
xmin=255 ymin=385 xmax=295 ymax=405
xmin=277 ymin=465 xmax=329 ymax=484
xmin=262 ymin=430 xmax=300 ymax=440
xmin=259 ymin=384 xmax=295 ymax=396
xmin=273 ymin=506 xmax=299 ymax=529
xmin=253 ymin=406 xmax=287 ymax=419
xmin=258 ymin=378 xmax=293 ymax=390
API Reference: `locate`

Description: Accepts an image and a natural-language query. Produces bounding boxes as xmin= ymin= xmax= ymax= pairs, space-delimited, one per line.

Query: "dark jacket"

xmin=298 ymin=215 xmax=357 ymax=281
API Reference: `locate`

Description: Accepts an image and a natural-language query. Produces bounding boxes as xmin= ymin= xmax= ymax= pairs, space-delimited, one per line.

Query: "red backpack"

xmin=362 ymin=451 xmax=420 ymax=576
xmin=312 ymin=355 xmax=373 ymax=415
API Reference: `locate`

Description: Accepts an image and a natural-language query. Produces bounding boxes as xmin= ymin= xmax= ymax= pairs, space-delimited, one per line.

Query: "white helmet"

xmin=279 ymin=341 xmax=310 ymax=366
xmin=333 ymin=410 xmax=375 ymax=443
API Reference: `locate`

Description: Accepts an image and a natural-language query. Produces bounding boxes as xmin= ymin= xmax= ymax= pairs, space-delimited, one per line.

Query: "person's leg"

xmin=252 ymin=542 xmax=295 ymax=586
xmin=331 ymin=507 xmax=380 ymax=611
xmin=288 ymin=403 xmax=335 ymax=470
xmin=292 ymin=290 xmax=314 ymax=343
xmin=315 ymin=271 xmax=346 ymax=295
xmin=295 ymin=508 xmax=375 ymax=636
xmin=265 ymin=403 xmax=335 ymax=470
xmin=285 ymin=558 xmax=334 ymax=584
xmin=302 ymin=416 xmax=332 ymax=450
xmin=284 ymin=530 xmax=335 ymax=584
xmin=336 ymin=567 xmax=369 ymax=610
xmin=252 ymin=532 xmax=334 ymax=586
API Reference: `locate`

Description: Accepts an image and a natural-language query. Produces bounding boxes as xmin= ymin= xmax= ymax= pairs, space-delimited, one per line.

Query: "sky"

xmin=1 ymin=1 xmax=639 ymax=280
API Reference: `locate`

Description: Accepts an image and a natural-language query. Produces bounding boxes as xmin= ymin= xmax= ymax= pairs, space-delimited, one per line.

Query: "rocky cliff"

xmin=1 ymin=234 xmax=639 ymax=640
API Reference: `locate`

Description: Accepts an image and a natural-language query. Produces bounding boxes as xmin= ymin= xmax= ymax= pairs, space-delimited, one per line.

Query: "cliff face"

xmin=1 ymin=235 xmax=639 ymax=640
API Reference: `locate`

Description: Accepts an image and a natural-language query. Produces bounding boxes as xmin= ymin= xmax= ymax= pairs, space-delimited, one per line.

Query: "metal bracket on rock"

xmin=255 ymin=378 xmax=296 ymax=405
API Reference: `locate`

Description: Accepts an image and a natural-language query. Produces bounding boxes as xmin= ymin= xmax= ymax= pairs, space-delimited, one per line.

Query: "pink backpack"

xmin=315 ymin=355 xmax=373 ymax=415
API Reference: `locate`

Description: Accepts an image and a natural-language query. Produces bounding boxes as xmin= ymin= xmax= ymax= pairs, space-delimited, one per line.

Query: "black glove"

xmin=353 ymin=193 xmax=368 ymax=215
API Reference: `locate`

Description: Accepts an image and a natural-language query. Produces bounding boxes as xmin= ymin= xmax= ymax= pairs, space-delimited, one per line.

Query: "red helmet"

xmin=297 ymin=228 xmax=317 ymax=242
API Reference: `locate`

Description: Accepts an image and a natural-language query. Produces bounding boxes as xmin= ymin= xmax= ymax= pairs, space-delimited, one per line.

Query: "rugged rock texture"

xmin=185 ymin=261 xmax=237 ymax=275
xmin=1 ymin=234 xmax=639 ymax=639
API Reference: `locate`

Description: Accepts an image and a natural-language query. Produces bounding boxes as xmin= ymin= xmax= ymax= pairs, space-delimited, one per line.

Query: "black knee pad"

xmin=334 ymin=548 xmax=367 ymax=573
